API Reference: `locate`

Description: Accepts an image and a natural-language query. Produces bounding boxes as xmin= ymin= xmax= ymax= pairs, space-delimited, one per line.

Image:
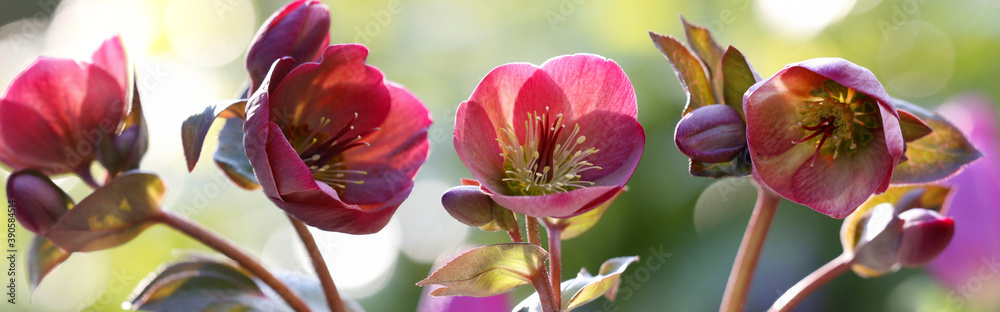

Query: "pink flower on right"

xmin=743 ymin=58 xmax=904 ymax=218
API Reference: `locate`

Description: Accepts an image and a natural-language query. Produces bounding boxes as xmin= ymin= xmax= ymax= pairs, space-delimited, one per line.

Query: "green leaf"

xmin=181 ymin=99 xmax=247 ymax=172
xmin=690 ymin=148 xmax=751 ymax=178
xmin=512 ymin=256 xmax=640 ymax=312
xmin=680 ymin=17 xmax=725 ymax=101
xmin=561 ymin=256 xmax=640 ymax=311
xmin=545 ymin=188 xmax=625 ymax=240
xmin=125 ymin=259 xmax=273 ymax=312
xmin=417 ymin=243 xmax=548 ymax=297
xmin=479 ymin=201 xmax=519 ymax=233
xmin=649 ymin=31 xmax=717 ymax=115
xmin=45 ymin=172 xmax=166 ymax=252
xmin=213 ymin=118 xmax=260 ymax=190
xmin=890 ymin=99 xmax=982 ymax=184
xmin=27 ymin=236 xmax=71 ymax=292
xmin=897 ymin=108 xmax=933 ymax=142
xmin=720 ymin=46 xmax=757 ymax=120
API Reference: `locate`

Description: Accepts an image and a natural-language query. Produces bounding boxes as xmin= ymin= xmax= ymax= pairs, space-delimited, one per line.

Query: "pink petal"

xmin=0 ymin=100 xmax=67 ymax=171
xmin=270 ymin=44 xmax=389 ymax=140
xmin=539 ymin=54 xmax=637 ymax=119
xmin=339 ymin=82 xmax=431 ymax=209
xmin=246 ymin=0 xmax=330 ymax=89
xmin=90 ymin=35 xmax=128 ymax=94
xmin=572 ymin=112 xmax=645 ymax=185
xmin=454 ymin=101 xmax=506 ymax=192
xmin=488 ymin=185 xmax=621 ymax=218
xmin=793 ymin=58 xmax=897 ymax=118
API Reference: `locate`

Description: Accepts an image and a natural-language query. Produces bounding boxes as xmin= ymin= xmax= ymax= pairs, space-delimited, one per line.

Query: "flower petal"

xmin=246 ymin=0 xmax=330 ymax=90
xmin=270 ymin=44 xmax=389 ymax=141
xmin=339 ymin=82 xmax=430 ymax=208
xmin=277 ymin=194 xmax=400 ymax=234
xmin=90 ymin=35 xmax=128 ymax=93
xmin=573 ymin=113 xmax=645 ymax=185
xmin=454 ymin=101 xmax=506 ymax=192
xmin=489 ymin=185 xmax=621 ymax=218
xmin=540 ymin=54 xmax=637 ymax=119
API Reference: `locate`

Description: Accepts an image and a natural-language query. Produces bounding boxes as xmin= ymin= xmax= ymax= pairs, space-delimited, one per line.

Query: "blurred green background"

xmin=1 ymin=0 xmax=998 ymax=311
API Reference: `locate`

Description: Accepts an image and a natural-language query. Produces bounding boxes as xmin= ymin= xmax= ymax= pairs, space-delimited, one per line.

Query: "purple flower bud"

xmin=674 ymin=104 xmax=746 ymax=163
xmin=6 ymin=170 xmax=74 ymax=234
xmin=441 ymin=186 xmax=495 ymax=227
xmin=246 ymin=0 xmax=330 ymax=90
xmin=850 ymin=203 xmax=904 ymax=278
xmin=896 ymin=208 xmax=954 ymax=267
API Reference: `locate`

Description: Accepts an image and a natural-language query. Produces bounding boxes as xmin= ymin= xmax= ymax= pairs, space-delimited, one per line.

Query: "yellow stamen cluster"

xmin=497 ymin=108 xmax=601 ymax=196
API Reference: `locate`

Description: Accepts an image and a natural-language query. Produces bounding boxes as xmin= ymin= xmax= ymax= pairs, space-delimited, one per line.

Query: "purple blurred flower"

xmin=928 ymin=93 xmax=1000 ymax=304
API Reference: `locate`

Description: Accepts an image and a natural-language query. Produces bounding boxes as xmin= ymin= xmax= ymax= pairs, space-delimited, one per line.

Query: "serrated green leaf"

xmin=890 ymin=99 xmax=982 ymax=184
xmin=689 ymin=148 xmax=751 ymax=178
xmin=649 ymin=31 xmax=717 ymax=115
xmin=681 ymin=17 xmax=725 ymax=101
xmin=214 ymin=118 xmax=260 ymax=190
xmin=45 ymin=172 xmax=166 ymax=252
xmin=181 ymin=99 xmax=247 ymax=172
xmin=545 ymin=188 xmax=624 ymax=240
xmin=27 ymin=236 xmax=71 ymax=292
xmin=126 ymin=259 xmax=272 ymax=312
xmin=720 ymin=46 xmax=756 ymax=120
xmin=417 ymin=243 xmax=548 ymax=297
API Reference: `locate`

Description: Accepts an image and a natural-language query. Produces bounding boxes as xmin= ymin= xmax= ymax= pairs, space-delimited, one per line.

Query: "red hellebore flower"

xmin=0 ymin=35 xmax=128 ymax=176
xmin=244 ymin=44 xmax=430 ymax=234
xmin=246 ymin=0 xmax=330 ymax=91
xmin=744 ymin=58 xmax=904 ymax=218
xmin=454 ymin=54 xmax=645 ymax=218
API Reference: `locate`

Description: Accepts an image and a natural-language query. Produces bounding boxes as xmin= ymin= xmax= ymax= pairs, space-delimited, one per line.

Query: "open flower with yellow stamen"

xmin=744 ymin=58 xmax=904 ymax=218
xmin=454 ymin=54 xmax=645 ymax=218
xmin=244 ymin=44 xmax=431 ymax=234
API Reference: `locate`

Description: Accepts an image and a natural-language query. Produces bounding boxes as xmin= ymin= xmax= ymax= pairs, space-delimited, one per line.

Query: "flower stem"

xmin=720 ymin=185 xmax=781 ymax=312
xmin=288 ymin=215 xmax=345 ymax=312
xmin=530 ymin=265 xmax=558 ymax=312
xmin=526 ymin=216 xmax=541 ymax=246
xmin=768 ymin=254 xmax=851 ymax=312
xmin=157 ymin=212 xmax=311 ymax=312
xmin=543 ymin=220 xmax=564 ymax=310
xmin=508 ymin=213 xmax=523 ymax=243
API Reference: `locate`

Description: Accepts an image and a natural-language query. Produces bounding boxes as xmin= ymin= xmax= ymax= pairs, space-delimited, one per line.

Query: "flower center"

xmin=285 ymin=113 xmax=379 ymax=190
xmin=792 ymin=80 xmax=881 ymax=166
xmin=497 ymin=108 xmax=601 ymax=196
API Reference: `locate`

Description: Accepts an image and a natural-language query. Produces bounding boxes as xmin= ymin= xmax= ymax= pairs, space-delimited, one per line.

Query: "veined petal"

xmin=340 ymin=82 xmax=431 ymax=208
xmin=540 ymin=54 xmax=637 ymax=119
xmin=270 ymin=44 xmax=389 ymax=139
xmin=454 ymin=100 xmax=506 ymax=192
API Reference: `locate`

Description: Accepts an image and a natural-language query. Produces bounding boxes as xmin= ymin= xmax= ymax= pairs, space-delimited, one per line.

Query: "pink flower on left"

xmin=0 ymin=35 xmax=128 ymax=176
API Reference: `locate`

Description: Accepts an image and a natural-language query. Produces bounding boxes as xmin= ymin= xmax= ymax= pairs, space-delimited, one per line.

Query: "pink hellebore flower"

xmin=743 ymin=58 xmax=904 ymax=218
xmin=246 ymin=0 xmax=330 ymax=91
xmin=0 ymin=35 xmax=128 ymax=176
xmin=243 ymin=44 xmax=430 ymax=234
xmin=454 ymin=54 xmax=645 ymax=218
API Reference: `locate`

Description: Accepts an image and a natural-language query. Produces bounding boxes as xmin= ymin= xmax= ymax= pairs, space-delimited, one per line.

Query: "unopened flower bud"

xmin=896 ymin=208 xmax=954 ymax=267
xmin=246 ymin=0 xmax=330 ymax=90
xmin=442 ymin=186 xmax=495 ymax=227
xmin=674 ymin=104 xmax=746 ymax=163
xmin=850 ymin=203 xmax=904 ymax=278
xmin=6 ymin=170 xmax=73 ymax=234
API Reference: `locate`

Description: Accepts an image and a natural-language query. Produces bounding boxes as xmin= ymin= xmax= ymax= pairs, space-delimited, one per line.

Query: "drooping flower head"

xmin=243 ymin=44 xmax=430 ymax=234
xmin=454 ymin=54 xmax=645 ymax=218
xmin=744 ymin=58 xmax=904 ymax=218
xmin=0 ymin=35 xmax=129 ymax=176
